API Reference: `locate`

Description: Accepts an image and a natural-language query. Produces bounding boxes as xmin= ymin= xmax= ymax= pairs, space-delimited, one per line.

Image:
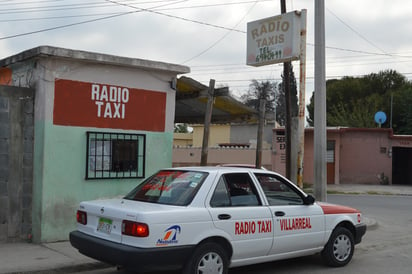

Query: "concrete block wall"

xmin=0 ymin=86 xmax=34 ymax=242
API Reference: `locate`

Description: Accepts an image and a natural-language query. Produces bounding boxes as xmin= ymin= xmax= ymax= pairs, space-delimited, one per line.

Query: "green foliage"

xmin=242 ymin=66 xmax=299 ymax=126
xmin=241 ymin=79 xmax=277 ymax=113
xmin=306 ymin=70 xmax=412 ymax=134
xmin=391 ymin=86 xmax=412 ymax=134
xmin=174 ymin=123 xmax=189 ymax=133
xmin=277 ymin=64 xmax=299 ymax=126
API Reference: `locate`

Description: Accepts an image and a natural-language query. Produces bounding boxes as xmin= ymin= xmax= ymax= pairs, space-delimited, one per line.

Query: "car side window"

xmin=210 ymin=177 xmax=231 ymax=207
xmin=210 ymin=173 xmax=261 ymax=207
xmin=254 ymin=174 xmax=303 ymax=206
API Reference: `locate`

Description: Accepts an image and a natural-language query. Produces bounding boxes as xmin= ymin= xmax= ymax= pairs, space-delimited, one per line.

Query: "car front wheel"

xmin=182 ymin=242 xmax=228 ymax=274
xmin=321 ymin=226 xmax=354 ymax=267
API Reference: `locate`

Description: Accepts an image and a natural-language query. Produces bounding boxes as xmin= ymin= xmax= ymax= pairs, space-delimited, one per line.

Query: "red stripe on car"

xmin=318 ymin=202 xmax=360 ymax=214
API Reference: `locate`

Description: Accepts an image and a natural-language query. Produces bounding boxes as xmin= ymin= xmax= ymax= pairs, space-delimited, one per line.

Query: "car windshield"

xmin=124 ymin=170 xmax=208 ymax=206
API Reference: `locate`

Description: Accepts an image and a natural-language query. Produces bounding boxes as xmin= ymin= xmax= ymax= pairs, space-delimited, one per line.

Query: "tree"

xmin=391 ymin=86 xmax=412 ymax=134
xmin=241 ymin=66 xmax=299 ymax=126
xmin=240 ymin=79 xmax=277 ymax=115
xmin=306 ymin=70 xmax=412 ymax=134
xmin=174 ymin=123 xmax=189 ymax=133
xmin=277 ymin=64 xmax=299 ymax=126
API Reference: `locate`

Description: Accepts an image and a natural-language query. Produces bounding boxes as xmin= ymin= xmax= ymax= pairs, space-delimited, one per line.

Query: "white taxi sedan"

xmin=70 ymin=167 xmax=366 ymax=274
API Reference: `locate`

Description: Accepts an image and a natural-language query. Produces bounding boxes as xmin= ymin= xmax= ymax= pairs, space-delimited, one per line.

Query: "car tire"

xmin=321 ymin=226 xmax=355 ymax=267
xmin=182 ymin=242 xmax=228 ymax=274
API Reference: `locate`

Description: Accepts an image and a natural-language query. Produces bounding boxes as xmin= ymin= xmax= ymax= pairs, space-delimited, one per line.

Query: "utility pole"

xmin=297 ymin=9 xmax=307 ymax=189
xmin=200 ymin=79 xmax=215 ymax=166
xmin=314 ymin=0 xmax=327 ymax=201
xmin=281 ymin=0 xmax=292 ymax=180
xmin=256 ymin=96 xmax=266 ymax=168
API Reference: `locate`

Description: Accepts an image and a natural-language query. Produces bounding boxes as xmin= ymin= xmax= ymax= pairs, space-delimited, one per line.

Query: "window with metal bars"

xmin=86 ymin=132 xmax=145 ymax=179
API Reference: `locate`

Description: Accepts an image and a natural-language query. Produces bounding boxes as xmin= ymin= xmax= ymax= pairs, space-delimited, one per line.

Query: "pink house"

xmin=272 ymin=128 xmax=412 ymax=185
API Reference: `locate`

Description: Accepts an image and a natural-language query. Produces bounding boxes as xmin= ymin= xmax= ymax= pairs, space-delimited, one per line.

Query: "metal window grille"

xmin=86 ymin=131 xmax=145 ymax=180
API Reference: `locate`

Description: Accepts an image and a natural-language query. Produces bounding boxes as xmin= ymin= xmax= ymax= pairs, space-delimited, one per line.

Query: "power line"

xmin=0 ymin=11 xmax=137 ymax=40
xmin=0 ymin=12 xmax=125 ymax=22
xmin=310 ymin=43 xmax=412 ymax=58
xmin=0 ymin=0 xmax=258 ymax=39
xmin=2 ymin=1 xmax=411 ymax=61
xmin=104 ymin=0 xmax=247 ymax=33
xmin=180 ymin=1 xmax=259 ymax=64
xmin=2 ymin=0 xmax=412 ymax=81
xmin=0 ymin=0 xmax=271 ymax=16
xmin=0 ymin=0 xmax=187 ymax=40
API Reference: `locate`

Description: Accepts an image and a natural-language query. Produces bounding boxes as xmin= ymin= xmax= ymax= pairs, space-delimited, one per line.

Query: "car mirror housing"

xmin=303 ymin=194 xmax=315 ymax=205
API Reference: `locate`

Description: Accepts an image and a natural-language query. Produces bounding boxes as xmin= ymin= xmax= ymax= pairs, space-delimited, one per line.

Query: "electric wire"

xmin=0 ymin=0 xmax=187 ymax=40
xmin=1 ymin=0 xmax=411 ymax=89
xmin=180 ymin=1 xmax=259 ymax=64
xmin=326 ymin=7 xmax=388 ymax=55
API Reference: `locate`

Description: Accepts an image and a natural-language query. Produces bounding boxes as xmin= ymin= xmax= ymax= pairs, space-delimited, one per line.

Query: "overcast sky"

xmin=1 ymin=0 xmax=412 ymax=101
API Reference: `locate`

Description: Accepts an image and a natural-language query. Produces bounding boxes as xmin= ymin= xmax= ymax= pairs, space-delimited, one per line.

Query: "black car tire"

xmin=321 ymin=226 xmax=355 ymax=267
xmin=182 ymin=242 xmax=228 ymax=274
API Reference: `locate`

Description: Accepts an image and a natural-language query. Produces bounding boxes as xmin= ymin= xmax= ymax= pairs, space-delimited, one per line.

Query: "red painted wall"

xmin=53 ymin=79 xmax=166 ymax=131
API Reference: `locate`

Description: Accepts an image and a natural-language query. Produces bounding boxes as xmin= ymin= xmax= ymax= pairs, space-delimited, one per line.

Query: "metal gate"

xmin=392 ymin=147 xmax=412 ymax=185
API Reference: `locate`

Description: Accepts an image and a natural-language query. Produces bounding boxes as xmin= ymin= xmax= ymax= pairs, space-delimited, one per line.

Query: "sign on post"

xmin=246 ymin=11 xmax=303 ymax=66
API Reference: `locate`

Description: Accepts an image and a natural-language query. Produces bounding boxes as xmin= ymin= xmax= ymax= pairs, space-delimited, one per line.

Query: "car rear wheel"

xmin=182 ymin=242 xmax=228 ymax=274
xmin=322 ymin=226 xmax=354 ymax=267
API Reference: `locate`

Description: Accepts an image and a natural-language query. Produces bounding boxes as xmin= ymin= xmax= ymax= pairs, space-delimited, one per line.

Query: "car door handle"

xmin=218 ymin=214 xmax=231 ymax=220
xmin=275 ymin=211 xmax=285 ymax=217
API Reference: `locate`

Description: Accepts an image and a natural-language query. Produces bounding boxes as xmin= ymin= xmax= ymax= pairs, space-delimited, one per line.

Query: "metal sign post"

xmin=297 ymin=10 xmax=307 ymax=188
xmin=246 ymin=8 xmax=307 ymax=185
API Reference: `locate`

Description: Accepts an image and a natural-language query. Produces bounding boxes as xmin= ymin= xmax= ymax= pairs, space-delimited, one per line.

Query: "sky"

xmin=1 ymin=0 xmax=412 ymax=103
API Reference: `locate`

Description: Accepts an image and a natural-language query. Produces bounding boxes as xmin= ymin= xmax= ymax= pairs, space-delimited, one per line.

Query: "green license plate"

xmin=97 ymin=217 xmax=113 ymax=235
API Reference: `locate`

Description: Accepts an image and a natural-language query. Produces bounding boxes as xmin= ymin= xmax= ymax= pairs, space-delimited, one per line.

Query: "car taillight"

xmin=122 ymin=220 xmax=149 ymax=237
xmin=76 ymin=210 xmax=87 ymax=225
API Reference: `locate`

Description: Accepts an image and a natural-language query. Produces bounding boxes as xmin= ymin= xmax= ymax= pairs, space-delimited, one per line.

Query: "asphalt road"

xmin=76 ymin=194 xmax=412 ymax=274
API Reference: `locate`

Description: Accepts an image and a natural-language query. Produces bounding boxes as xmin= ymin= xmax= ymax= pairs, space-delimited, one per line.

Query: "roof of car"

xmin=161 ymin=166 xmax=271 ymax=173
xmin=217 ymin=164 xmax=267 ymax=170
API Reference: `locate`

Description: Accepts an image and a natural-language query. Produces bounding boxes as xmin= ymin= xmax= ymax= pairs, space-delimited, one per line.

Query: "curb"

xmin=364 ymin=216 xmax=378 ymax=230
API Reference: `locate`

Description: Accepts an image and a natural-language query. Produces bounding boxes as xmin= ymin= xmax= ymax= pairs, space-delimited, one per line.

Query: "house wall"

xmin=172 ymin=147 xmax=272 ymax=170
xmin=339 ymin=130 xmax=392 ymax=184
xmin=329 ymin=131 xmax=341 ymax=185
xmin=173 ymin=133 xmax=193 ymax=147
xmin=189 ymin=123 xmax=274 ymax=149
xmin=172 ymin=123 xmax=274 ymax=168
xmin=230 ymin=123 xmax=273 ymax=149
xmin=191 ymin=124 xmax=230 ymax=147
xmin=2 ymin=48 xmax=188 ymax=242
xmin=272 ymin=128 xmax=403 ymax=185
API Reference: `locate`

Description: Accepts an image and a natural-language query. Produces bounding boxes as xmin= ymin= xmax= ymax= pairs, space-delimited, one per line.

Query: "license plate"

xmin=97 ymin=217 xmax=113 ymax=234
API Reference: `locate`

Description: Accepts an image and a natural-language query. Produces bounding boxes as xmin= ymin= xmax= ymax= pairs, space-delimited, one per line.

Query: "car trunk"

xmin=78 ymin=198 xmax=157 ymax=243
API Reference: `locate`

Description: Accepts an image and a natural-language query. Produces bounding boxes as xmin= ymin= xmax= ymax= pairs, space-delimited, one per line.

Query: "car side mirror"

xmin=303 ymin=194 xmax=315 ymax=205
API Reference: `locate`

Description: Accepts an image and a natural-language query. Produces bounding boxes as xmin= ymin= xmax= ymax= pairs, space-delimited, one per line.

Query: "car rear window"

xmin=124 ymin=170 xmax=208 ymax=206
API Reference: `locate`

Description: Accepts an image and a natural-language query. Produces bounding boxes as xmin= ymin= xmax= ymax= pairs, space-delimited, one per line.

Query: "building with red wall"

xmin=272 ymin=128 xmax=412 ymax=185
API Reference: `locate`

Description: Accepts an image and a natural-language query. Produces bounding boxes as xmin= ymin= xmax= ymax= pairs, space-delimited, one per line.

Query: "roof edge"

xmin=0 ymin=45 xmax=190 ymax=74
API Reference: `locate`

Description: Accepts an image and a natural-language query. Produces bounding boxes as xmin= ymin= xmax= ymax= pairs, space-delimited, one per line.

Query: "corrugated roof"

xmin=175 ymin=76 xmax=258 ymax=123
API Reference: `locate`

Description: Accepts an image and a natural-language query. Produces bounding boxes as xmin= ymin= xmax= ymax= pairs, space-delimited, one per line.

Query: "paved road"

xmin=75 ymin=194 xmax=412 ymax=274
